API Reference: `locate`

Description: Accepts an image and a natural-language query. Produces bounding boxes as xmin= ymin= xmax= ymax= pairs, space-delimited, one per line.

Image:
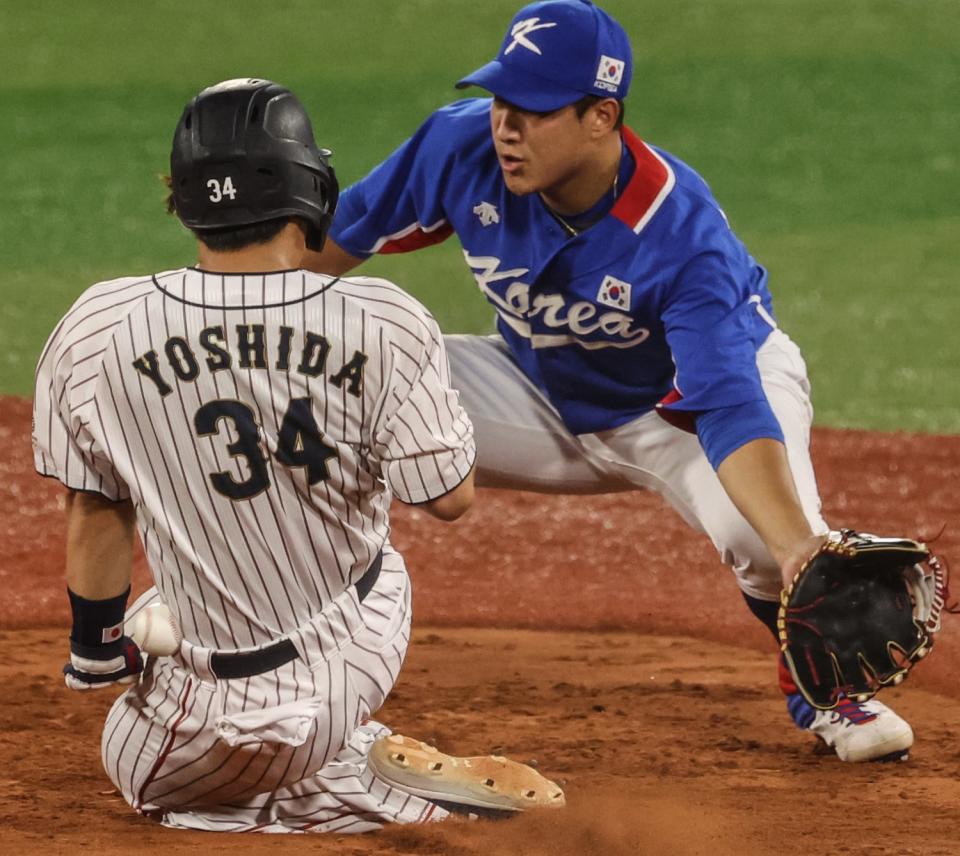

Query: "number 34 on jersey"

xmin=131 ymin=323 xmax=369 ymax=501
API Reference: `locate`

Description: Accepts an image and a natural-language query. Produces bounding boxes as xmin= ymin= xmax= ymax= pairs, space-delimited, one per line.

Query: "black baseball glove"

xmin=778 ymin=529 xmax=952 ymax=710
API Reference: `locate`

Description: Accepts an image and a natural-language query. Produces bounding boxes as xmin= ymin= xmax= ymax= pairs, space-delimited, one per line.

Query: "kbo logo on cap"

xmin=595 ymin=55 xmax=625 ymax=93
xmin=505 ymin=17 xmax=558 ymax=55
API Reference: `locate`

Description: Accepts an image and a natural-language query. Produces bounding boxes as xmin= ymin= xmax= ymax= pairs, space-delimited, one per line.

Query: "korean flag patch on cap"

xmin=595 ymin=55 xmax=625 ymax=92
xmin=597 ymin=275 xmax=631 ymax=310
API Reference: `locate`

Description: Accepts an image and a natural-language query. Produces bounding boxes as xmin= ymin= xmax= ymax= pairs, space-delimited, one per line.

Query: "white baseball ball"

xmin=129 ymin=603 xmax=182 ymax=656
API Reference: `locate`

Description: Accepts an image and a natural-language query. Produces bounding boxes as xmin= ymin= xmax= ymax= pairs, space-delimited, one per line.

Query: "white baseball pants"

xmin=444 ymin=329 xmax=828 ymax=601
xmin=103 ymin=548 xmax=448 ymax=833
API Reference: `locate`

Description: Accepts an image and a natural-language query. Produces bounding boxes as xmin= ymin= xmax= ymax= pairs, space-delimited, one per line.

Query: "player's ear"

xmin=589 ymin=98 xmax=621 ymax=138
xmin=162 ymin=175 xmax=177 ymax=215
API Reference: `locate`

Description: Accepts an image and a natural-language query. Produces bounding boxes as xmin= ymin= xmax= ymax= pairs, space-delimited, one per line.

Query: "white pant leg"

xmin=445 ymin=334 xmax=626 ymax=493
xmin=582 ymin=329 xmax=827 ymax=600
xmin=160 ymin=721 xmax=446 ymax=833
xmin=103 ymin=549 xmax=444 ymax=833
xmin=445 ymin=331 xmax=827 ymax=601
xmin=756 ymin=329 xmax=826 ymax=541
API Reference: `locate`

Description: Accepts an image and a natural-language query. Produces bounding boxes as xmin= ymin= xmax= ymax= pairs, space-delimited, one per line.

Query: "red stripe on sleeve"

xmin=379 ymin=223 xmax=454 ymax=254
xmin=655 ymin=387 xmax=698 ymax=434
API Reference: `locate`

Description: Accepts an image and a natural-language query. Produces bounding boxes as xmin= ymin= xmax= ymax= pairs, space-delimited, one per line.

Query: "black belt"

xmin=209 ymin=552 xmax=382 ymax=680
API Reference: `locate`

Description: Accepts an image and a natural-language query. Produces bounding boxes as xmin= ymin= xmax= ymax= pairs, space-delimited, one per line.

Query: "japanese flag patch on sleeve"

xmin=102 ymin=621 xmax=124 ymax=643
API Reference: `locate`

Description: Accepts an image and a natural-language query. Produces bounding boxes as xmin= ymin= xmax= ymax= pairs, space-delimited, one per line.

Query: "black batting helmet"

xmin=170 ymin=78 xmax=338 ymax=251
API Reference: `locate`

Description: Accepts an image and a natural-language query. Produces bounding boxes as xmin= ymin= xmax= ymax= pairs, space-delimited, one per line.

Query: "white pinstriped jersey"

xmin=33 ymin=268 xmax=475 ymax=649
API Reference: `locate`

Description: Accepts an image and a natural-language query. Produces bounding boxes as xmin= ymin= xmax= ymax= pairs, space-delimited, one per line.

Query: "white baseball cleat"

xmin=789 ymin=694 xmax=913 ymax=762
xmin=368 ymin=734 xmax=566 ymax=814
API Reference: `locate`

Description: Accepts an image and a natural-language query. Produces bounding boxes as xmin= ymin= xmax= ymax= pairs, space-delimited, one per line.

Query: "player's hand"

xmin=63 ymin=636 xmax=143 ymax=691
xmin=779 ymin=533 xmax=829 ymax=590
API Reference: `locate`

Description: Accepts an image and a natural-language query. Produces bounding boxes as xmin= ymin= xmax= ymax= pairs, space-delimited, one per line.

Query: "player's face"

xmin=490 ymin=97 xmax=593 ymax=201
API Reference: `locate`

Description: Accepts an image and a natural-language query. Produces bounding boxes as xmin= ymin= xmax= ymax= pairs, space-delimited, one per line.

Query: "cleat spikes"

xmin=368 ymin=734 xmax=565 ymax=812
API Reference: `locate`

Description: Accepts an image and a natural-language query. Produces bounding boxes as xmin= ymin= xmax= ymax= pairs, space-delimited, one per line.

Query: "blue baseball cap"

xmin=455 ymin=0 xmax=633 ymax=112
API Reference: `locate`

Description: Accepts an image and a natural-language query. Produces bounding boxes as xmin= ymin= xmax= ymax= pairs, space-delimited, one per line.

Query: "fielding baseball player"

xmin=32 ymin=78 xmax=563 ymax=833
xmin=306 ymin=0 xmax=917 ymax=763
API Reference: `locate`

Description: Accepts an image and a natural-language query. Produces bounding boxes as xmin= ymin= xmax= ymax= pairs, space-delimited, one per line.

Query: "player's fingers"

xmin=63 ymin=665 xmax=137 ymax=691
xmin=64 ymin=673 xmax=97 ymax=691
xmin=890 ymin=648 xmax=911 ymax=669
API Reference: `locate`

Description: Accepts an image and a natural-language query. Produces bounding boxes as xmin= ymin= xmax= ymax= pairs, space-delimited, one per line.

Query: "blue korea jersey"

xmin=330 ymin=98 xmax=784 ymax=467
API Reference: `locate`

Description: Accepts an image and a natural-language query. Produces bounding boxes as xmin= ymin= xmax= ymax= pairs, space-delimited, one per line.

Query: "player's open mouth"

xmin=499 ymin=154 xmax=524 ymax=174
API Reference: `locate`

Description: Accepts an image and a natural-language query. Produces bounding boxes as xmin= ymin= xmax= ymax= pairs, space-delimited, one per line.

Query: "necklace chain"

xmin=542 ymin=174 xmax=619 ymax=238
xmin=547 ymin=209 xmax=580 ymax=238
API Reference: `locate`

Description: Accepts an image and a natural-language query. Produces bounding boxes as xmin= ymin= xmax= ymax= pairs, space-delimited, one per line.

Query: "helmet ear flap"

xmin=324 ymin=160 xmax=339 ymax=217
xmin=305 ymin=221 xmax=328 ymax=253
xmin=304 ymin=157 xmax=338 ymax=252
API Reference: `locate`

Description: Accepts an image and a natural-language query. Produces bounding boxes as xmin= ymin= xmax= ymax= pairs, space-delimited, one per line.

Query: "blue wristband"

xmin=67 ymin=586 xmax=130 ymax=653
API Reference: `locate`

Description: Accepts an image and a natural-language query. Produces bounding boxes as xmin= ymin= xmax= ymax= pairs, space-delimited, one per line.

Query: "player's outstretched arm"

xmin=62 ymin=491 xmax=142 ymax=690
xmin=716 ymin=438 xmax=825 ymax=588
xmin=303 ymin=238 xmax=365 ymax=276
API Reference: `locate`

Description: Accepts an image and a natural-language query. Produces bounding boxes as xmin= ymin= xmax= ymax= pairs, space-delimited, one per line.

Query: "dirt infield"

xmin=3 ymin=627 xmax=959 ymax=856
xmin=2 ymin=394 xmax=959 ymax=854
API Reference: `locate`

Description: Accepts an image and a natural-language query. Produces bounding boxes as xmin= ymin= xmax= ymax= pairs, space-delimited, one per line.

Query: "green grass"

xmin=752 ymin=218 xmax=960 ymax=430
xmin=1 ymin=0 xmax=958 ymax=431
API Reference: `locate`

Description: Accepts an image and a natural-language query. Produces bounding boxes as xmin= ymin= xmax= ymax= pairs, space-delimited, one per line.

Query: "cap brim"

xmin=455 ymin=60 xmax=583 ymax=113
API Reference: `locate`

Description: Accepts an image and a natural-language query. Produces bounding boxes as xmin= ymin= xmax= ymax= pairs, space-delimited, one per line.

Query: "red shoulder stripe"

xmin=612 ymin=128 xmax=676 ymax=234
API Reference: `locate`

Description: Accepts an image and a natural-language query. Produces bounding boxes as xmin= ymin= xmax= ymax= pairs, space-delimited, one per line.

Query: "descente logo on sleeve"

xmin=473 ymin=202 xmax=500 ymax=227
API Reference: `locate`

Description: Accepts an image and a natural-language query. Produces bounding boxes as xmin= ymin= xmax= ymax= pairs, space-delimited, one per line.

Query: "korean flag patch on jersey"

xmin=596 ymin=275 xmax=631 ymax=310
